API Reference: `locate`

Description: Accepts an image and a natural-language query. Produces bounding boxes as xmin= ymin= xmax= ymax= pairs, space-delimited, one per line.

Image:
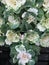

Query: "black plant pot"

xmin=0 ymin=46 xmax=49 ymax=65
xmin=36 ymin=47 xmax=49 ymax=65
xmin=0 ymin=46 xmax=11 ymax=65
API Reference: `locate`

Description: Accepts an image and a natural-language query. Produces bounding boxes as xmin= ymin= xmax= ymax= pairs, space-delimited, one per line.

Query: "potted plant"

xmin=0 ymin=0 xmax=49 ymax=65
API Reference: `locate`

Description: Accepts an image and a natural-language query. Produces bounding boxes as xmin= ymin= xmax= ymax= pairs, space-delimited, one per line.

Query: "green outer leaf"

xmin=28 ymin=60 xmax=35 ymax=65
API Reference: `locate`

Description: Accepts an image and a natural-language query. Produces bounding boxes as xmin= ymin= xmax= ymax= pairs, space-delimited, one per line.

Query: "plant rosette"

xmin=1 ymin=0 xmax=26 ymax=11
xmin=36 ymin=17 xmax=49 ymax=32
xmin=0 ymin=0 xmax=49 ymax=65
xmin=10 ymin=44 xmax=40 ymax=65
xmin=40 ymin=32 xmax=49 ymax=47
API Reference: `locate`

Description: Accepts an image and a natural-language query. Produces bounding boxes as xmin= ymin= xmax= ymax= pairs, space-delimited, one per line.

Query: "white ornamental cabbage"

xmin=8 ymin=15 xmax=20 ymax=29
xmin=43 ymin=0 xmax=49 ymax=12
xmin=26 ymin=30 xmax=40 ymax=45
xmin=40 ymin=33 xmax=49 ymax=47
xmin=15 ymin=45 xmax=32 ymax=65
xmin=17 ymin=51 xmax=32 ymax=65
xmin=1 ymin=0 xmax=26 ymax=11
xmin=5 ymin=30 xmax=20 ymax=45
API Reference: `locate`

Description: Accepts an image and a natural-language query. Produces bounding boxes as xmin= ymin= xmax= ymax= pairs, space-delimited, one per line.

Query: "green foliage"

xmin=28 ymin=60 xmax=35 ymax=65
xmin=0 ymin=0 xmax=49 ymax=65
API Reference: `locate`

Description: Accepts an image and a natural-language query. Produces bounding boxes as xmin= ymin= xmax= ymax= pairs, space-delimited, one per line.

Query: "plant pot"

xmin=0 ymin=46 xmax=11 ymax=65
xmin=36 ymin=47 xmax=49 ymax=65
